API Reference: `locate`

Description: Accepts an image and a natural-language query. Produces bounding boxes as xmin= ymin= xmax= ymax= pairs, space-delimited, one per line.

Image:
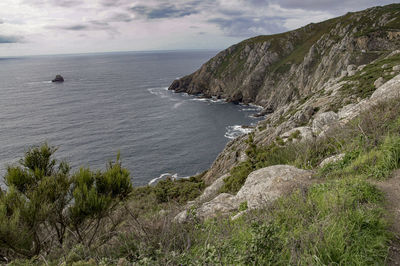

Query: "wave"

xmin=189 ymin=97 xmax=226 ymax=104
xmin=147 ymin=87 xmax=171 ymax=98
xmin=148 ymin=173 xmax=178 ymax=185
xmin=224 ymin=125 xmax=254 ymax=140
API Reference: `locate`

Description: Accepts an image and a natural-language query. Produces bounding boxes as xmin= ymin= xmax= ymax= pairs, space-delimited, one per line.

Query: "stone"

xmin=347 ymin=64 xmax=356 ymax=72
xmin=52 ymin=74 xmax=64 ymax=82
xmin=195 ymin=193 xmax=238 ymax=219
xmin=371 ymin=74 xmax=400 ymax=103
xmin=393 ymin=65 xmax=400 ymax=71
xmin=348 ymin=70 xmax=357 ymax=76
xmin=281 ymin=126 xmax=314 ymax=143
xmin=235 ymin=165 xmax=312 ymax=209
xmin=174 ymin=165 xmax=312 ymax=222
xmin=374 ymin=77 xmax=385 ymax=88
xmin=381 ymin=64 xmax=389 ymax=69
xmin=197 ymin=174 xmax=227 ymax=203
xmin=312 ymin=111 xmax=339 ymax=134
xmin=319 ymin=154 xmax=345 ymax=168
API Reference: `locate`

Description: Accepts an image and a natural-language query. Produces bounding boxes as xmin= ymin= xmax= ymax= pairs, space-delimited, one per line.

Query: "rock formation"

xmin=167 ymin=4 xmax=400 ymax=221
xmin=175 ymin=165 xmax=312 ymax=222
xmin=169 ymin=5 xmax=400 ymax=112
xmin=52 ymin=75 xmax=64 ymax=83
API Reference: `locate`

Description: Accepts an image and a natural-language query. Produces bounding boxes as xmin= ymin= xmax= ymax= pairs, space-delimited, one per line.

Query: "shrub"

xmin=153 ymin=175 xmax=205 ymax=204
xmin=0 ymin=144 xmax=132 ymax=259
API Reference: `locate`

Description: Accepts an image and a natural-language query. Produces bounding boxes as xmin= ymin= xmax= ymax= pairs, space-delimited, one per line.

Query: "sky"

xmin=0 ymin=0 xmax=395 ymax=56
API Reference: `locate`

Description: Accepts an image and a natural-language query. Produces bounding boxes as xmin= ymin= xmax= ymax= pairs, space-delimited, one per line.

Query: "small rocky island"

xmin=52 ymin=74 xmax=64 ymax=83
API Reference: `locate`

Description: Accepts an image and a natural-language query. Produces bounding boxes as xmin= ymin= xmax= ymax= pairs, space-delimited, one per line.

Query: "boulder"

xmin=174 ymin=165 xmax=312 ymax=222
xmin=196 ymin=193 xmax=238 ymax=219
xmin=347 ymin=64 xmax=357 ymax=72
xmin=393 ymin=65 xmax=400 ymax=72
xmin=196 ymin=174 xmax=227 ymax=203
xmin=348 ymin=70 xmax=357 ymax=76
xmin=312 ymin=111 xmax=339 ymax=134
xmin=319 ymin=154 xmax=345 ymax=168
xmin=235 ymin=165 xmax=312 ymax=210
xmin=371 ymin=74 xmax=400 ymax=102
xmin=374 ymin=77 xmax=385 ymax=88
xmin=52 ymin=75 xmax=64 ymax=82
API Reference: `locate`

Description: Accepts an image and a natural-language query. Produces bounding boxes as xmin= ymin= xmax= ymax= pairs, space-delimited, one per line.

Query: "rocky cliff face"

xmin=168 ymin=4 xmax=400 ymax=185
xmin=169 ymin=4 xmax=400 ymax=113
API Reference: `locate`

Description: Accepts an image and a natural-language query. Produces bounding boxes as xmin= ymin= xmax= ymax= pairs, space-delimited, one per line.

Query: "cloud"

xmin=107 ymin=13 xmax=133 ymax=23
xmin=0 ymin=35 xmax=22 ymax=43
xmin=48 ymin=21 xmax=116 ymax=33
xmin=24 ymin=0 xmax=82 ymax=8
xmin=248 ymin=0 xmax=395 ymax=13
xmin=208 ymin=16 xmax=287 ymax=37
xmin=0 ymin=0 xmax=396 ymax=56
xmin=61 ymin=24 xmax=88 ymax=31
xmin=130 ymin=3 xmax=199 ymax=19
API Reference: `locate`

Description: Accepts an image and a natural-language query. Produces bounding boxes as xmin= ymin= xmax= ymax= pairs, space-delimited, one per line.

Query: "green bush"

xmin=0 ymin=144 xmax=132 ymax=259
xmin=153 ymin=175 xmax=205 ymax=204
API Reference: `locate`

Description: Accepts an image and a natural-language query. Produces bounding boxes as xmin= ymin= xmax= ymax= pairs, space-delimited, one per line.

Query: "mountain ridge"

xmin=168 ymin=4 xmax=400 ymax=114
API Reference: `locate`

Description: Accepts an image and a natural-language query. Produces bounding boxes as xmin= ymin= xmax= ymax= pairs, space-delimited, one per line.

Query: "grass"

xmin=106 ymin=179 xmax=388 ymax=265
xmin=340 ymin=51 xmax=400 ymax=99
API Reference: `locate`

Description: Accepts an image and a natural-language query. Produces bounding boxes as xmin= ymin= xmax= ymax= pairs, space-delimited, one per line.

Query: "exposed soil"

xmin=374 ymin=170 xmax=400 ymax=265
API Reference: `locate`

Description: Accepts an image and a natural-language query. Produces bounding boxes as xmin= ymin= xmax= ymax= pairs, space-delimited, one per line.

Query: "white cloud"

xmin=0 ymin=0 xmax=394 ymax=56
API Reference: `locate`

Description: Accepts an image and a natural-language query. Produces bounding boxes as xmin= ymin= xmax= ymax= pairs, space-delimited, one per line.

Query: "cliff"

xmin=168 ymin=4 xmax=400 ymax=184
xmin=169 ymin=4 xmax=400 ymax=113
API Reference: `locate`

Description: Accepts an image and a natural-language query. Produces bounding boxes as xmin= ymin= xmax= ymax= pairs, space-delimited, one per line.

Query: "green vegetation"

xmin=340 ymin=52 xmax=400 ymax=99
xmin=0 ymin=144 xmax=132 ymax=260
xmin=165 ymin=178 xmax=388 ymax=265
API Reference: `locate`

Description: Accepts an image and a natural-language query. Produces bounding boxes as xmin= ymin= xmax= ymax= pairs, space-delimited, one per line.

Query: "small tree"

xmin=0 ymin=144 xmax=132 ymax=259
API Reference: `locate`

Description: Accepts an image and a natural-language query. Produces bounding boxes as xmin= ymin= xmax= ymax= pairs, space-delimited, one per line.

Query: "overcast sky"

xmin=0 ymin=0 xmax=395 ymax=56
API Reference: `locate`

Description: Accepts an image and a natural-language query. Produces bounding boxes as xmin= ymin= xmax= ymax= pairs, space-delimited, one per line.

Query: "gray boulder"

xmin=235 ymin=165 xmax=312 ymax=210
xmin=174 ymin=165 xmax=312 ymax=222
xmin=312 ymin=111 xmax=339 ymax=134
xmin=319 ymin=154 xmax=345 ymax=168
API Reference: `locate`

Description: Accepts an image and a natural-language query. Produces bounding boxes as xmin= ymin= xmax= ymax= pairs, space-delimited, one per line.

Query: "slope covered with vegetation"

xmin=2 ymin=3 xmax=400 ymax=266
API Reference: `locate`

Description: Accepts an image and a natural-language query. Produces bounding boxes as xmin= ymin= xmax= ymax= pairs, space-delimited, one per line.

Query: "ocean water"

xmin=0 ymin=51 xmax=261 ymax=186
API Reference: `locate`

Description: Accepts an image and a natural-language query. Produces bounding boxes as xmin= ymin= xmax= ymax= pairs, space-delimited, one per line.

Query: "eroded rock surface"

xmin=175 ymin=165 xmax=312 ymax=222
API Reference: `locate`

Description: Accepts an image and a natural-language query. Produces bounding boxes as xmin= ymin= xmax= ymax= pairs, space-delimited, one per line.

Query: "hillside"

xmin=169 ymin=4 xmax=400 ymax=111
xmin=2 ymin=3 xmax=400 ymax=265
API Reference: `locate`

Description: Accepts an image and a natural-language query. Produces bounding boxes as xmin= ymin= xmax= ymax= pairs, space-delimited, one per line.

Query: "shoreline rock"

xmin=52 ymin=75 xmax=64 ymax=83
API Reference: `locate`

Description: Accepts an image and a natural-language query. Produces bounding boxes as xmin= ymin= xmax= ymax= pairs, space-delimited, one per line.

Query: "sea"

xmin=0 ymin=50 xmax=262 ymax=186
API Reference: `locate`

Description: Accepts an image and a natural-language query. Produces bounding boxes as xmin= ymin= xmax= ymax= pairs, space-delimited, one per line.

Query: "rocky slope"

xmin=176 ymin=71 xmax=400 ymax=222
xmin=168 ymin=4 xmax=400 ymax=185
xmin=169 ymin=4 xmax=400 ymax=111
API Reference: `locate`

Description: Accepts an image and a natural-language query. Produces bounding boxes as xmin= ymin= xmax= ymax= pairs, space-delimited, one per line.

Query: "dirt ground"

xmin=374 ymin=170 xmax=400 ymax=265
